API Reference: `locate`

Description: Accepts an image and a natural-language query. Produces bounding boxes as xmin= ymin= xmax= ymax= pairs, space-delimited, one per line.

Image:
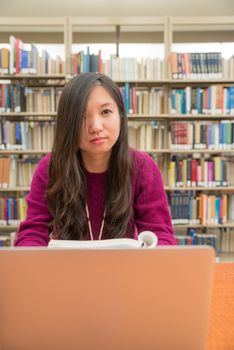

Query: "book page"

xmin=48 ymin=231 xmax=158 ymax=249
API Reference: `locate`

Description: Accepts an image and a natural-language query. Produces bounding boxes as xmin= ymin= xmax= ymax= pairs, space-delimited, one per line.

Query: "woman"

xmin=15 ymin=73 xmax=176 ymax=246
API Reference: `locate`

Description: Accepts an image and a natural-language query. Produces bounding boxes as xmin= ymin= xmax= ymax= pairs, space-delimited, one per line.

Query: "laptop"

xmin=0 ymin=246 xmax=215 ymax=350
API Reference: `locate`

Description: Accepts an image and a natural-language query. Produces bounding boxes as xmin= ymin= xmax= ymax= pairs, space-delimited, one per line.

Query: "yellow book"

xmin=168 ymin=161 xmax=175 ymax=187
xmin=2 ymin=48 xmax=9 ymax=73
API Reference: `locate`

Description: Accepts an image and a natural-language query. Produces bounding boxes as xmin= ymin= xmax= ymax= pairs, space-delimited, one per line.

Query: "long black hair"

xmin=46 ymin=73 xmax=132 ymax=239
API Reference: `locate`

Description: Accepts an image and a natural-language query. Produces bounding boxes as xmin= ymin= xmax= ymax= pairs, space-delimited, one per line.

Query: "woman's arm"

xmin=133 ymin=152 xmax=176 ymax=245
xmin=14 ymin=154 xmax=53 ymax=246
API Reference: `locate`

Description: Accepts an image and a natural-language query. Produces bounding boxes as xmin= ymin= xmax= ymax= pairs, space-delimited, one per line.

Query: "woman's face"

xmin=79 ymin=85 xmax=121 ymax=158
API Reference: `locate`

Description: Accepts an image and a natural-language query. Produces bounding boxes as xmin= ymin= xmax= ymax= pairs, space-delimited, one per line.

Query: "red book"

xmin=73 ymin=53 xmax=78 ymax=75
xmin=15 ymin=38 xmax=20 ymax=74
xmin=131 ymin=87 xmax=137 ymax=114
xmin=191 ymin=159 xmax=197 ymax=186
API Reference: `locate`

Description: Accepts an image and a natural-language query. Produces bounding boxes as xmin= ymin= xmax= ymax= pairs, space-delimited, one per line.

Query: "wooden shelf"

xmin=169 ymin=79 xmax=234 ymax=85
xmin=127 ymin=114 xmax=234 ymax=121
xmin=0 ymin=112 xmax=57 ymax=121
xmin=0 ymin=112 xmax=57 ymax=116
xmin=115 ymin=79 xmax=171 ymax=85
xmin=174 ymin=222 xmax=234 ymax=229
xmin=1 ymin=113 xmax=234 ymax=122
xmin=114 ymin=79 xmax=234 ymax=85
xmin=0 ymin=74 xmax=66 ymax=80
xmin=0 ymin=187 xmax=30 ymax=192
xmin=0 ymin=150 xmax=50 ymax=155
xmin=218 ymin=253 xmax=234 ymax=262
xmin=165 ymin=186 xmax=234 ymax=191
xmin=0 ymin=225 xmax=19 ymax=231
xmin=146 ymin=149 xmax=234 ymax=154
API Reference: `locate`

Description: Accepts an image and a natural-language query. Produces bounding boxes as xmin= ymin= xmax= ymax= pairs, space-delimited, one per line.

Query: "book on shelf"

xmin=0 ymin=196 xmax=26 ymax=226
xmin=120 ymin=83 xmax=165 ymax=115
xmin=176 ymin=232 xmax=218 ymax=254
xmin=169 ymin=191 xmax=230 ymax=225
xmin=0 ymin=235 xmax=12 ymax=247
xmin=170 ymin=120 xmax=234 ymax=151
xmin=72 ymin=46 xmax=164 ymax=80
xmin=0 ymin=155 xmax=42 ymax=188
xmin=48 ymin=231 xmax=158 ymax=249
xmin=168 ymin=52 xmax=234 ymax=80
xmin=0 ymin=121 xmax=55 ymax=151
xmin=168 ymin=155 xmax=230 ymax=188
xmin=170 ymin=86 xmax=234 ymax=115
xmin=0 ymin=35 xmax=64 ymax=75
xmin=0 ymin=82 xmax=62 ymax=113
xmin=175 ymin=226 xmax=234 ymax=255
xmin=128 ymin=121 xmax=169 ymax=150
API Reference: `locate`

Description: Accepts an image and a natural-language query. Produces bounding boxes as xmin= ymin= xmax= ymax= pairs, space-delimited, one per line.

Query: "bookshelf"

xmin=0 ymin=18 xmax=67 ymax=238
xmin=0 ymin=16 xmax=234 ymax=258
xmin=166 ymin=17 xmax=234 ymax=257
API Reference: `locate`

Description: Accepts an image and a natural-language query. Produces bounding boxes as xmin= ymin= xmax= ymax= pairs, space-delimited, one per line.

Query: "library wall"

xmin=0 ymin=16 xmax=234 ymax=258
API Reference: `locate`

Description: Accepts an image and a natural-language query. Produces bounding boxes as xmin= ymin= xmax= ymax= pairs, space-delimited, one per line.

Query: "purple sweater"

xmin=15 ymin=150 xmax=176 ymax=246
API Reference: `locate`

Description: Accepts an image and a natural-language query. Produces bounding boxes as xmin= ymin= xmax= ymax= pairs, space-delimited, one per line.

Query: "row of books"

xmin=128 ymin=121 xmax=168 ymax=150
xmin=0 ymin=83 xmax=63 ymax=113
xmin=128 ymin=120 xmax=234 ymax=151
xmin=0 ymin=121 xmax=55 ymax=151
xmin=218 ymin=227 xmax=234 ymax=253
xmin=168 ymin=156 xmax=232 ymax=188
xmin=0 ymin=196 xmax=26 ymax=225
xmin=73 ymin=49 xmax=164 ymax=81
xmin=176 ymin=227 xmax=234 ymax=254
xmin=0 ymin=156 xmax=41 ymax=188
xmin=2 ymin=81 xmax=234 ymax=115
xmin=0 ymin=83 xmax=25 ymax=113
xmin=1 ymin=120 xmax=234 ymax=154
xmin=170 ymin=120 xmax=234 ymax=150
xmin=120 ymin=83 xmax=165 ymax=114
xmin=1 ymin=39 xmax=233 ymax=80
xmin=170 ymin=86 xmax=234 ymax=115
xmin=168 ymin=52 xmax=234 ymax=80
xmin=176 ymin=233 xmax=218 ymax=253
xmin=0 ymin=233 xmax=16 ymax=247
xmin=0 ymin=36 xmax=64 ymax=75
xmin=169 ymin=192 xmax=231 ymax=225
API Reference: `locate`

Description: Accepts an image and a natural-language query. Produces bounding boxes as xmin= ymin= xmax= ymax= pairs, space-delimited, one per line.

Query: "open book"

xmin=48 ymin=231 xmax=158 ymax=249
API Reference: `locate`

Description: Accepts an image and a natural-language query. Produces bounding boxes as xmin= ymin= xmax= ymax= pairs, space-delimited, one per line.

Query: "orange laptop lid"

xmin=0 ymin=246 xmax=215 ymax=350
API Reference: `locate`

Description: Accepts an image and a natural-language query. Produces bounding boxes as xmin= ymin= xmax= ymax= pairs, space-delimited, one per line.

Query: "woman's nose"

xmin=89 ymin=116 xmax=104 ymax=134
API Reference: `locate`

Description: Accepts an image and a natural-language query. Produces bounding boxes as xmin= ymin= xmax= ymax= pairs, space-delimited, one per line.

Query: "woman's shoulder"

xmin=130 ymin=148 xmax=157 ymax=170
xmin=36 ymin=152 xmax=51 ymax=173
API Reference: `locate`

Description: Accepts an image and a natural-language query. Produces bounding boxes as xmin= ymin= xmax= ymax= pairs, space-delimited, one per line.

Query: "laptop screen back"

xmin=0 ymin=246 xmax=215 ymax=350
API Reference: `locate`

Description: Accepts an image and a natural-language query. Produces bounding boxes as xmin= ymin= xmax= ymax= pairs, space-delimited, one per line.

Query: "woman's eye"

xmin=102 ymin=109 xmax=112 ymax=115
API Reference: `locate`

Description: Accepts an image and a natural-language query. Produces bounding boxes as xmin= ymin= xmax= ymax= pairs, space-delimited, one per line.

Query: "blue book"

xmin=125 ymin=82 xmax=130 ymax=114
xmin=196 ymin=87 xmax=202 ymax=114
xmin=170 ymin=90 xmax=176 ymax=113
xmin=13 ymin=198 xmax=17 ymax=222
xmin=15 ymin=122 xmax=21 ymax=145
xmin=182 ymin=89 xmax=186 ymax=114
xmin=229 ymin=87 xmax=234 ymax=114
xmin=7 ymin=198 xmax=12 ymax=225
xmin=226 ymin=87 xmax=231 ymax=114
xmin=21 ymin=50 xmax=28 ymax=70
xmin=86 ymin=46 xmax=90 ymax=73
xmin=219 ymin=123 xmax=223 ymax=148
xmin=207 ymin=86 xmax=212 ymax=113
xmin=215 ymin=197 xmax=221 ymax=224
xmin=4 ymin=84 xmax=9 ymax=112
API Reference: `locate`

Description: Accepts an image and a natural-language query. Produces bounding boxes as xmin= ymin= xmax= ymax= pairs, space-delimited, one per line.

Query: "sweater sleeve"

xmin=14 ymin=154 xmax=53 ymax=246
xmin=134 ymin=152 xmax=176 ymax=245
